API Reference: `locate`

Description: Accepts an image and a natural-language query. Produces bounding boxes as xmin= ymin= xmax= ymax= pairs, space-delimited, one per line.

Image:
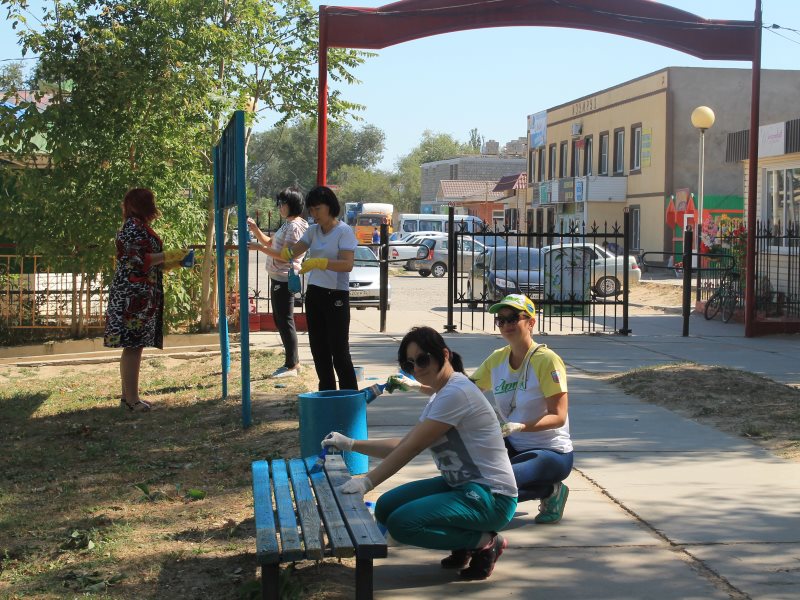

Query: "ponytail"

xmin=448 ymin=350 xmax=464 ymax=373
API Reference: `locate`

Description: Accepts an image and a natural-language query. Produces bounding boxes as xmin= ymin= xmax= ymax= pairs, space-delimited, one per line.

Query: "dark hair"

xmin=122 ymin=188 xmax=159 ymax=223
xmin=276 ymin=187 xmax=304 ymax=217
xmin=304 ymin=185 xmax=340 ymax=218
xmin=398 ymin=326 xmax=464 ymax=374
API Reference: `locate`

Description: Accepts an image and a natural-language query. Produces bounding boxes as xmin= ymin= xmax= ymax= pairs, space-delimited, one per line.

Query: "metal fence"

xmin=444 ymin=209 xmax=634 ymax=335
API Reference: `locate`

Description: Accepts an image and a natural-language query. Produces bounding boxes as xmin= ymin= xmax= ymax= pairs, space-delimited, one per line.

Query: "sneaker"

xmin=459 ymin=533 xmax=507 ymax=580
xmin=535 ymin=482 xmax=569 ymax=524
xmin=270 ymin=366 xmax=299 ymax=378
xmin=440 ymin=549 xmax=472 ymax=570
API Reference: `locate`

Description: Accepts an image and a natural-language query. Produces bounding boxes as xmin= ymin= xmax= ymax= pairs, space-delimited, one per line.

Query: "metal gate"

xmin=444 ymin=208 xmax=634 ymax=335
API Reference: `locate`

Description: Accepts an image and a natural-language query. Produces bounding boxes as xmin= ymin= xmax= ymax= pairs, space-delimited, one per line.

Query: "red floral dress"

xmin=103 ymin=217 xmax=164 ymax=349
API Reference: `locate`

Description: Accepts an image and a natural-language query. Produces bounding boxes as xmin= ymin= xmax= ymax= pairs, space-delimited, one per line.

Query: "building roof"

xmin=436 ymin=180 xmax=506 ymax=202
xmin=492 ymin=172 xmax=527 ymax=192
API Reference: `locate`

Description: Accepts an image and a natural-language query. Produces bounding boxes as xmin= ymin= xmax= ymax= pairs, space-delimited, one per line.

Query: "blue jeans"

xmin=505 ymin=439 xmax=574 ymax=502
xmin=374 ymin=476 xmax=517 ymax=550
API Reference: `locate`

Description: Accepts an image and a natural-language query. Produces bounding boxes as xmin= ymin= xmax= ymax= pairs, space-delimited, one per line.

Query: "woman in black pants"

xmin=281 ymin=186 xmax=358 ymax=390
xmin=248 ymin=188 xmax=308 ymax=378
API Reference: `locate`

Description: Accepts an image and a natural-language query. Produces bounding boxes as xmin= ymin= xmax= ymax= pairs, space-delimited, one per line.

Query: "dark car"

xmin=467 ymin=246 xmax=543 ymax=307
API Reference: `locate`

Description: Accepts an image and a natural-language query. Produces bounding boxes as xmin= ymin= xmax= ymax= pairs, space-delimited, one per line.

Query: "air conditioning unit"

xmin=571 ymin=123 xmax=582 ymax=136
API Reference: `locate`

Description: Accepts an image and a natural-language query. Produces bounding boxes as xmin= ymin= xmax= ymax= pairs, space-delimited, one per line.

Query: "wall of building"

xmin=420 ymin=156 xmax=526 ymax=203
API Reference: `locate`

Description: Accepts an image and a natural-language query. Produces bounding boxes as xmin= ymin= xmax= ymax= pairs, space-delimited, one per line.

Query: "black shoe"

xmin=459 ymin=533 xmax=507 ymax=580
xmin=441 ymin=549 xmax=472 ymax=569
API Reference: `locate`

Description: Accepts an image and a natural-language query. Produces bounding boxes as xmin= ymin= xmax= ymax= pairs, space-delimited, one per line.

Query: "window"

xmin=631 ymin=124 xmax=642 ymax=172
xmin=548 ymin=144 xmax=557 ymax=180
xmin=537 ymin=149 xmax=545 ymax=182
xmin=613 ymin=128 xmax=625 ymax=175
xmin=764 ymin=168 xmax=800 ymax=241
xmin=599 ymin=132 xmax=609 ymax=175
xmin=630 ymin=206 xmax=641 ymax=250
xmin=584 ymin=136 xmax=593 ymax=176
xmin=559 ymin=142 xmax=568 ymax=178
xmin=449 ymin=164 xmax=458 ymax=179
xmin=571 ymin=140 xmax=580 ymax=177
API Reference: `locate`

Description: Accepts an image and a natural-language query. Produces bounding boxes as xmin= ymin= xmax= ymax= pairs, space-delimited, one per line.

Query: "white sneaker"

xmin=271 ymin=366 xmax=299 ymax=378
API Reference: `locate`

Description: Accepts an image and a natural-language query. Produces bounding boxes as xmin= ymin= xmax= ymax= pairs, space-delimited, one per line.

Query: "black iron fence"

xmin=444 ymin=208 xmax=635 ymax=335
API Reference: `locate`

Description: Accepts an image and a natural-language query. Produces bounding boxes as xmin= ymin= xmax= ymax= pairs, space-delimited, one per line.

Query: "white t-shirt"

xmin=472 ymin=344 xmax=573 ymax=453
xmin=299 ymin=221 xmax=358 ymax=291
xmin=267 ymin=218 xmax=308 ymax=281
xmin=420 ymin=372 xmax=518 ymax=497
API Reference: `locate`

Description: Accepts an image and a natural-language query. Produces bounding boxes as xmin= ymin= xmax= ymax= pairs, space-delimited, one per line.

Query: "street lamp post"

xmin=691 ymin=106 xmax=716 ymax=254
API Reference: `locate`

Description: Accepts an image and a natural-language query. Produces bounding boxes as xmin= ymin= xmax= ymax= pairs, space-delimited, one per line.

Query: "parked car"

xmin=542 ymin=242 xmax=641 ymax=297
xmin=467 ymin=246 xmax=543 ymax=306
xmin=408 ymin=236 xmax=488 ymax=278
xmin=296 ymin=246 xmax=390 ymax=309
xmin=469 ymin=233 xmax=507 ymax=249
xmin=467 ymin=242 xmax=641 ymax=306
xmin=389 ymin=232 xmax=447 ymax=269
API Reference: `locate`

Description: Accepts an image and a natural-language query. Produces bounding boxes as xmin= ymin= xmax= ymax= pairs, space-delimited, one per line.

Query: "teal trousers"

xmin=374 ymin=476 xmax=517 ymax=550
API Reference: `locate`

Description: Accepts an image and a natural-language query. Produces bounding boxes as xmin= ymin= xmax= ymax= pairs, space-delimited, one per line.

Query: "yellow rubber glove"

xmin=163 ymin=249 xmax=187 ymax=272
xmin=280 ymin=246 xmax=294 ymax=262
xmin=299 ymin=257 xmax=329 ymax=274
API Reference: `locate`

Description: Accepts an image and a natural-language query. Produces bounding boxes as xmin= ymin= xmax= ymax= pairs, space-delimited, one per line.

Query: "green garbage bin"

xmin=298 ymin=390 xmax=368 ymax=475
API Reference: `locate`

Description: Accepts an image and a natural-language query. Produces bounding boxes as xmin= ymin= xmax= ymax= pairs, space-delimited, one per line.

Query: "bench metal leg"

xmin=355 ymin=558 xmax=374 ymax=600
xmin=261 ymin=563 xmax=279 ymax=600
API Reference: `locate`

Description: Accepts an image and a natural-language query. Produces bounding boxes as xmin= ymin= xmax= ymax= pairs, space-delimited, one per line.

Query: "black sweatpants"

xmin=304 ymin=284 xmax=358 ymax=390
xmin=270 ymin=278 xmax=299 ymax=369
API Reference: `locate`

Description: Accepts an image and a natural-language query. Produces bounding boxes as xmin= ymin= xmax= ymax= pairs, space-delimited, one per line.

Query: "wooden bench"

xmin=252 ymin=455 xmax=387 ymax=600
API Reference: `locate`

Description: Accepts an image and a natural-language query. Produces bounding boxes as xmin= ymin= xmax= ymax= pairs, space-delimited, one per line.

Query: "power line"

xmin=763 ymin=24 xmax=800 ymax=47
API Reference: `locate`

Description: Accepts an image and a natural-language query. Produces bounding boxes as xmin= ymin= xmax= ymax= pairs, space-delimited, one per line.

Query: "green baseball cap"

xmin=488 ymin=294 xmax=536 ymax=317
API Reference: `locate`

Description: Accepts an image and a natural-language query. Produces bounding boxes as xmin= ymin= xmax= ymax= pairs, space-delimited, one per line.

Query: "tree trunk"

xmin=199 ymin=186 xmax=217 ymax=332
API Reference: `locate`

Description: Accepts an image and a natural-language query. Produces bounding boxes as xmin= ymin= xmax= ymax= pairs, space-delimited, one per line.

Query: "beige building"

xmin=526 ymin=67 xmax=800 ymax=254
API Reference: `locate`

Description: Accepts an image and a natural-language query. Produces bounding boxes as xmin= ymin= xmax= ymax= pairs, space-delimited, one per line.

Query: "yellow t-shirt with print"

xmin=472 ymin=344 xmax=572 ymax=453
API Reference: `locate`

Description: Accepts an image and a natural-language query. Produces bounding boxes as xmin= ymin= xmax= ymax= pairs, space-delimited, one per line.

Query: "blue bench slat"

xmin=288 ymin=458 xmax=324 ymax=560
xmin=270 ymin=459 xmax=304 ymax=562
xmin=251 ymin=460 xmax=279 ymax=563
xmin=325 ymin=455 xmax=388 ymax=560
xmin=304 ymin=456 xmax=356 ymax=558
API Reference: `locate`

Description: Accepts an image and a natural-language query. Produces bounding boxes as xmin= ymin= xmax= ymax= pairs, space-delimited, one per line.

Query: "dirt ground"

xmin=2 ymin=285 xmax=798 ymax=599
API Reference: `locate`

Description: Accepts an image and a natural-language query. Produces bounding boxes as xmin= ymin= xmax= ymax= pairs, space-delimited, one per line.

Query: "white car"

xmin=389 ymin=232 xmax=447 ymax=269
xmin=541 ymin=242 xmax=641 ymax=297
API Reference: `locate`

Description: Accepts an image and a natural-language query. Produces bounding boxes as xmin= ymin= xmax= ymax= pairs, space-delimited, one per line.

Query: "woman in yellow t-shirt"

xmin=470 ymin=294 xmax=573 ymax=525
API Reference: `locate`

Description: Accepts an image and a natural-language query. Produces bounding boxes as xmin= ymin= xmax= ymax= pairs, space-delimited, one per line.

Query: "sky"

xmin=2 ymin=1 xmax=799 ymax=171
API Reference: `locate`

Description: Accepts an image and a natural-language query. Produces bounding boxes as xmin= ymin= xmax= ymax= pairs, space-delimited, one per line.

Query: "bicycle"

xmin=704 ymin=271 xmax=740 ymax=323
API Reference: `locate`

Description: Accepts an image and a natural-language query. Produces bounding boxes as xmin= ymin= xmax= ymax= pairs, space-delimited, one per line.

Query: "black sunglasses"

xmin=400 ymin=352 xmax=432 ymax=373
xmin=494 ymin=313 xmax=528 ymax=327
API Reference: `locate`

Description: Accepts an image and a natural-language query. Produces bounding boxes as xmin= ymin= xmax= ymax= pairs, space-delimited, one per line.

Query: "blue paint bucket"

xmin=298 ymin=389 xmax=368 ymax=475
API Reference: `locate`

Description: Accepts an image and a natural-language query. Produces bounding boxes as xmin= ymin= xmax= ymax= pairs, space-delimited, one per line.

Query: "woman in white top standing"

xmin=281 ymin=186 xmax=358 ymax=390
xmin=247 ymin=188 xmax=308 ymax=378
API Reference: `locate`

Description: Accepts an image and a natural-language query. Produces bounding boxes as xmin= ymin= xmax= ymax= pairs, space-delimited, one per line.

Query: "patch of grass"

xmin=0 ymin=349 xmax=317 ymax=599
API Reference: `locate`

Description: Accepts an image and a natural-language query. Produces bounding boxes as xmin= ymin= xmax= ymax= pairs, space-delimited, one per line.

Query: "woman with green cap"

xmin=469 ymin=293 xmax=573 ymax=526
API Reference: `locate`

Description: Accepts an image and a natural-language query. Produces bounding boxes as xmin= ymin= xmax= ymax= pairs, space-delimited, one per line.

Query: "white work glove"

xmin=339 ymin=476 xmax=374 ymax=495
xmin=385 ymin=373 xmax=422 ymax=394
xmin=501 ymin=422 xmax=525 ymax=437
xmin=321 ymin=431 xmax=354 ymax=452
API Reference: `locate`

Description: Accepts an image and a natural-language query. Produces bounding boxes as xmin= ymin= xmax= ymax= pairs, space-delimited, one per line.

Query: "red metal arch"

xmin=316 ymin=0 xmax=763 ymax=335
xmin=322 ymin=0 xmax=754 ymax=60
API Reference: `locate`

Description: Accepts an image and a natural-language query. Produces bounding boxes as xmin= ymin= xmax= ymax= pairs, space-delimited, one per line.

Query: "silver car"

xmin=297 ymin=246 xmax=390 ymax=309
xmin=408 ymin=237 xmax=488 ymax=278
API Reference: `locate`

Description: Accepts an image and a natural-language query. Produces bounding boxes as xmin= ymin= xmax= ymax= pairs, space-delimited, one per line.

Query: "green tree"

xmin=0 ymin=60 xmax=28 ymax=90
xmin=467 ymin=127 xmax=483 ymax=153
xmin=395 ymin=130 xmax=467 ymax=210
xmin=0 ymin=0 xmax=367 ymax=333
xmin=333 ymin=164 xmax=399 ymax=206
xmin=247 ymin=117 xmax=385 ymax=201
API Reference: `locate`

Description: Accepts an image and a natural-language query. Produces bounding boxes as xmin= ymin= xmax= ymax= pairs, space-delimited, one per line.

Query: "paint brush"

xmin=308 ymin=445 xmax=328 ymax=474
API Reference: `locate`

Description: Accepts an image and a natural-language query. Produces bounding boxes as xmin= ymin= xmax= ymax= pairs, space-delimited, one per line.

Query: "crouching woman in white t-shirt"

xmin=322 ymin=326 xmax=518 ymax=580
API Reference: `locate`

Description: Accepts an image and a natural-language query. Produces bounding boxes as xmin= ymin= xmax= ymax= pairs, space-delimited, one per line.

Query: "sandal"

xmin=121 ymin=397 xmax=151 ymax=412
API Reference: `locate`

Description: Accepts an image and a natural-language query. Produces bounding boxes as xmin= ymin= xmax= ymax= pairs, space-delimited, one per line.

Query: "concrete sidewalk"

xmin=248 ymin=307 xmax=800 ymax=599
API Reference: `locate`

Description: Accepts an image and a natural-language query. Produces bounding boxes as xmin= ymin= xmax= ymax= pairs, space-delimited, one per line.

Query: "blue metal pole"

xmin=213 ymin=146 xmax=230 ymax=398
xmin=233 ymin=111 xmax=251 ymax=428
